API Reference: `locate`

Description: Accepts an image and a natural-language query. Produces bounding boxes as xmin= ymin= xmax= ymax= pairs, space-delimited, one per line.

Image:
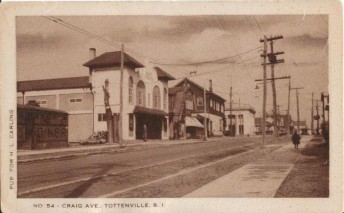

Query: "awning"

xmin=133 ymin=106 xmax=167 ymax=117
xmin=185 ymin=116 xmax=204 ymax=128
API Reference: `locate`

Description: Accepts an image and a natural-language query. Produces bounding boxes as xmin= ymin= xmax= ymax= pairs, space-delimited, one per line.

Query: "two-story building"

xmin=84 ymin=49 xmax=175 ymax=141
xmin=224 ymin=103 xmax=256 ymax=136
xmin=169 ymin=78 xmax=226 ymax=139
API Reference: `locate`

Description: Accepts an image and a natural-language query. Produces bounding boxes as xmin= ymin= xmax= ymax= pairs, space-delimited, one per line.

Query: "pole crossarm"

xmin=260 ymin=35 xmax=283 ymax=42
xmin=255 ymin=75 xmax=290 ymax=82
xmin=260 ymin=52 xmax=285 ymax=57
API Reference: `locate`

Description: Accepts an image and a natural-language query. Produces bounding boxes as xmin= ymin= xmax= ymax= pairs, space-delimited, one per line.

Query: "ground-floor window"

xmin=239 ymin=125 xmax=244 ymax=135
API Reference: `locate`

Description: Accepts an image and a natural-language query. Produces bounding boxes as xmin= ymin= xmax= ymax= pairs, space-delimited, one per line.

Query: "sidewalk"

xmin=184 ymin=137 xmax=310 ymax=197
xmin=17 ymin=137 xmax=224 ymax=162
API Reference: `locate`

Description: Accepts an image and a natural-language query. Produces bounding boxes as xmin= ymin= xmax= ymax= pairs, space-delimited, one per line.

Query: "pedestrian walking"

xmin=143 ymin=124 xmax=148 ymax=142
xmin=291 ymin=130 xmax=301 ymax=149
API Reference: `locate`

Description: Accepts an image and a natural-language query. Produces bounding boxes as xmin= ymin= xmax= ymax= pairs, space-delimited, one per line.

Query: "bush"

xmin=80 ymin=131 xmax=108 ymax=145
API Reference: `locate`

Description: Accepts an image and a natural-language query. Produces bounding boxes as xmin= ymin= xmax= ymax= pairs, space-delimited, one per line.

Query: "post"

xmin=287 ymin=78 xmax=291 ymax=136
xmin=321 ymin=93 xmax=326 ymax=130
xmin=203 ymin=81 xmax=208 ymax=140
xmin=311 ymin=92 xmax=314 ymax=135
xmin=316 ymin=100 xmax=320 ymax=135
xmin=269 ymin=40 xmax=278 ymax=141
xmin=119 ymin=44 xmax=124 ymax=147
xmin=296 ymin=89 xmax=300 ymax=133
xmin=22 ymin=91 xmax=25 ymax=104
xmin=229 ymin=86 xmax=233 ymax=136
xmin=262 ymin=36 xmax=267 ymax=147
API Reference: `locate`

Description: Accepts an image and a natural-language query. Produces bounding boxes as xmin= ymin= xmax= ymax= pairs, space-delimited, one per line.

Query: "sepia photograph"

xmin=1 ymin=1 xmax=342 ymax=213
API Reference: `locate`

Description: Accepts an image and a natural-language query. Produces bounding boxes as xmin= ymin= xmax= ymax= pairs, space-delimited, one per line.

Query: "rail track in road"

xmin=18 ymin=142 xmax=261 ymax=198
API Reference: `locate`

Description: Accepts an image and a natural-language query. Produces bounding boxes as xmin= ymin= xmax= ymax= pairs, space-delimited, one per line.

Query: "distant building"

xmin=168 ymin=78 xmax=226 ymax=139
xmin=291 ymin=120 xmax=308 ymax=135
xmin=254 ymin=117 xmax=273 ymax=135
xmin=224 ymin=103 xmax=256 ymax=136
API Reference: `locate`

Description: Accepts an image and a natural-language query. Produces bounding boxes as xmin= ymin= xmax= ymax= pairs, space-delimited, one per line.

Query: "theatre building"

xmin=17 ymin=49 xmax=175 ymax=143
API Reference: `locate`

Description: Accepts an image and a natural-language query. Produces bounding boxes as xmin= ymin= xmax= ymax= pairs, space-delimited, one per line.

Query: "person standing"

xmin=143 ymin=124 xmax=148 ymax=142
xmin=292 ymin=130 xmax=301 ymax=149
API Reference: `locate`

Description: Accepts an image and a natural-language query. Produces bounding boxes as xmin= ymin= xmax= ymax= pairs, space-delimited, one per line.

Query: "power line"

xmin=153 ymin=47 xmax=261 ymax=66
xmin=43 ymin=16 xmax=261 ymax=68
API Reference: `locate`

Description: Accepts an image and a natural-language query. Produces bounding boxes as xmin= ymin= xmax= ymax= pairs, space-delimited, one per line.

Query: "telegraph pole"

xmin=311 ymin=92 xmax=314 ymax=135
xmin=260 ymin=35 xmax=267 ymax=148
xmin=203 ymin=81 xmax=208 ymax=141
xmin=229 ymin=86 xmax=233 ymax=136
xmin=316 ymin=100 xmax=320 ymax=135
xmin=255 ymin=75 xmax=290 ymax=138
xmin=287 ymin=77 xmax=291 ymax=136
xmin=119 ymin=44 xmax=124 ymax=147
xmin=268 ymin=36 xmax=284 ymax=140
xmin=290 ymin=87 xmax=304 ymax=133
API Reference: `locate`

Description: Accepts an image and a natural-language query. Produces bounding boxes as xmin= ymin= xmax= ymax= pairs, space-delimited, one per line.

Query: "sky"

xmin=16 ymin=15 xmax=328 ymax=126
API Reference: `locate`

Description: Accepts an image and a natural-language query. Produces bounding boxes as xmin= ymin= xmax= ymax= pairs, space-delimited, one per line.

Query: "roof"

xmin=225 ymin=102 xmax=256 ymax=114
xmin=255 ymin=117 xmax=273 ymax=126
xmin=154 ymin=67 xmax=175 ymax=81
xmin=17 ymin=104 xmax=68 ymax=114
xmin=83 ymin=51 xmax=144 ymax=69
xmin=133 ymin=106 xmax=167 ymax=117
xmin=173 ymin=78 xmax=226 ymax=101
xmin=17 ymin=76 xmax=91 ymax=92
xmin=168 ymin=87 xmax=183 ymax=95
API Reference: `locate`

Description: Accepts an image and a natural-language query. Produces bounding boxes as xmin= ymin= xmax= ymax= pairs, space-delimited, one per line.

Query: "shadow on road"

xmin=64 ymin=163 xmax=121 ymax=198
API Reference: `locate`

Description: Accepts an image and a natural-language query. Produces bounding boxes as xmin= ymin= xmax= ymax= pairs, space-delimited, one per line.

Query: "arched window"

xmin=153 ymin=86 xmax=161 ymax=109
xmin=136 ymin=81 xmax=145 ymax=107
xmin=129 ymin=76 xmax=133 ymax=103
xmin=163 ymin=88 xmax=168 ymax=110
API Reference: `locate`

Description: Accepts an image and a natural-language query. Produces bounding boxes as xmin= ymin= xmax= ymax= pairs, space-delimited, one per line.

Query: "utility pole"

xmin=229 ymin=86 xmax=233 ymax=136
xmin=290 ymin=87 xmax=304 ymax=133
xmin=255 ymin=75 xmax=290 ymax=138
xmin=311 ymin=92 xmax=314 ymax=135
xmin=119 ymin=44 xmax=124 ymax=147
xmin=287 ymin=77 xmax=291 ymax=136
xmin=268 ymin=36 xmax=284 ymax=140
xmin=203 ymin=81 xmax=208 ymax=141
xmin=260 ymin=35 xmax=267 ymax=148
xmin=316 ymin=100 xmax=320 ymax=135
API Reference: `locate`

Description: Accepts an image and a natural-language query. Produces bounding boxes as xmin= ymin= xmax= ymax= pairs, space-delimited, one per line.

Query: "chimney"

xmin=89 ymin=48 xmax=96 ymax=60
xmin=209 ymin=79 xmax=213 ymax=92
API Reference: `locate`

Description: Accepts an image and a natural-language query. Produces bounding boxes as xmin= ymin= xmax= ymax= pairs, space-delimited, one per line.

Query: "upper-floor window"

xmin=210 ymin=99 xmax=213 ymax=108
xmin=197 ymin=97 xmax=203 ymax=106
xmin=98 ymin=113 xmax=106 ymax=122
xmin=70 ymin=98 xmax=82 ymax=103
xmin=129 ymin=76 xmax=133 ymax=103
xmin=185 ymin=99 xmax=194 ymax=110
xmin=153 ymin=86 xmax=161 ymax=109
xmin=137 ymin=81 xmax=146 ymax=107
xmin=163 ymin=88 xmax=168 ymax=110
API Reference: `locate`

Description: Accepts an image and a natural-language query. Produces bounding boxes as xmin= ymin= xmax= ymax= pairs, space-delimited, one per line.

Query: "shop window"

xmin=129 ymin=114 xmax=134 ymax=131
xmin=164 ymin=118 xmax=168 ymax=132
xmin=129 ymin=76 xmax=133 ymax=103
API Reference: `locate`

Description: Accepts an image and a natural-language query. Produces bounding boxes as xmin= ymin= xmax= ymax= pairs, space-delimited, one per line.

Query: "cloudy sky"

xmin=16 ymin=15 xmax=328 ymax=125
